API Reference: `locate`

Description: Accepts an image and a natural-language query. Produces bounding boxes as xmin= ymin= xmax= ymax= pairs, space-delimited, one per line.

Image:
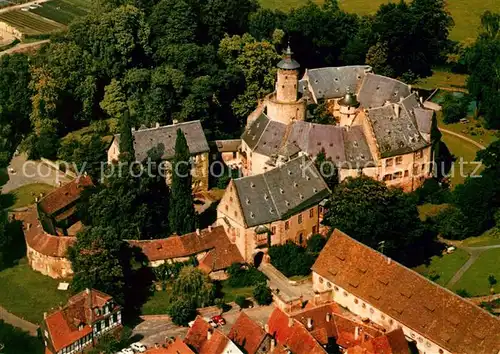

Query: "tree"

xmin=476 ymin=139 xmax=500 ymax=173
xmin=488 ymin=275 xmax=497 ymax=288
xmin=431 ymin=206 xmax=469 ymax=240
xmin=168 ymin=298 xmax=197 ymax=326
xmin=77 ymin=166 xmax=170 ymax=240
xmin=465 ymin=11 xmax=500 ymax=128
xmin=253 ymin=283 xmax=272 ymax=305
xmin=169 ymin=129 xmax=196 ymax=235
xmin=172 ymin=266 xmax=215 ymax=308
xmin=0 ymin=54 xmax=31 ymax=167
xmin=306 ymin=234 xmax=326 ymax=255
xmin=68 ymin=226 xmax=127 ymax=304
xmin=441 ymin=93 xmax=470 ymax=124
xmin=118 ymin=110 xmax=135 ymax=163
xmin=268 ymin=242 xmax=315 ymax=277
xmin=235 ymin=295 xmax=247 ymax=309
xmin=100 ymin=79 xmax=128 ymax=119
xmin=249 ymin=8 xmax=287 ymax=41
xmin=324 ymin=176 xmax=425 ymax=261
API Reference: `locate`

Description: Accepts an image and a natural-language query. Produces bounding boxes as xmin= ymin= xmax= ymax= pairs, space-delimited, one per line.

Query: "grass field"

xmin=0 ymin=10 xmax=64 ymax=36
xmin=259 ymin=0 xmax=500 ymax=42
xmin=452 ymin=248 xmax=500 ymax=296
xmin=418 ymin=203 xmax=449 ymax=221
xmin=6 ymin=183 xmax=54 ymax=209
xmin=413 ymin=248 xmax=469 ymax=287
xmin=461 ymin=228 xmax=500 ymax=247
xmin=415 ymin=71 xmax=468 ymax=91
xmin=30 ymin=0 xmax=90 ymax=25
xmin=141 ymin=288 xmax=171 ymax=315
xmin=0 ymin=260 xmax=70 ymax=324
xmin=441 ymin=132 xmax=482 ymax=186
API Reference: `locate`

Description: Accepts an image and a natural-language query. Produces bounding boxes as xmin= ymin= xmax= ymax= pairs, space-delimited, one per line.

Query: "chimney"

xmin=207 ymin=328 xmax=213 ymax=340
xmin=43 ymin=312 xmax=47 ymax=319
xmin=326 ymin=313 xmax=331 ymax=322
xmin=270 ymin=338 xmax=276 ymax=352
xmin=354 ymin=327 xmax=360 ymax=341
xmin=288 ymin=317 xmax=294 ymax=328
xmin=27 ymin=223 xmax=31 ymax=230
xmin=196 ymin=228 xmax=200 ymax=235
xmin=86 ymin=288 xmax=90 ymax=294
xmin=387 ymin=257 xmax=392 ymax=265
xmin=307 ymin=318 xmax=313 ymax=330
xmin=155 ymin=122 xmax=160 ymax=128
xmin=264 ymin=324 xmax=269 ymax=333
xmin=208 ymin=225 xmax=212 ymax=232
xmin=35 ymin=197 xmax=39 ymax=203
xmin=394 ymin=104 xmax=400 ymax=118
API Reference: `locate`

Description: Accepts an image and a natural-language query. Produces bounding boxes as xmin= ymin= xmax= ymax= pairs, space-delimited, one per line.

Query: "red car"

xmin=211 ymin=315 xmax=226 ymax=326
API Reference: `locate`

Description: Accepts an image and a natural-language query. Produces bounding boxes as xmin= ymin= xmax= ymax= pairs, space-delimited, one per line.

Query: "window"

xmin=362 ymin=303 xmax=366 ymax=309
xmin=354 ymin=298 xmax=359 ymax=304
xmin=395 ymin=156 xmax=403 ymax=165
xmin=310 ymin=209 xmax=314 ymax=218
xmin=285 ymin=221 xmax=289 ymax=230
xmin=369 ymin=308 xmax=374 ymax=314
xmin=225 ymin=205 xmax=228 ymax=212
xmin=319 ymin=277 xmax=324 ymax=284
xmin=229 ymin=197 xmax=233 ymax=203
xmin=421 ymin=163 xmax=426 ymax=172
xmin=232 ymin=152 xmax=237 ymax=158
xmin=334 ymin=286 xmax=339 ymax=291
xmin=234 ymin=211 xmax=238 ymax=217
xmin=404 ymin=170 xmax=409 ymax=177
xmin=298 ymin=214 xmax=303 ymax=224
xmin=343 ymin=291 xmax=348 ymax=297
xmin=383 ymin=174 xmax=392 ymax=181
xmin=327 ymin=282 xmax=332 ymax=288
xmin=271 ymin=226 xmax=276 ymax=235
xmin=385 ymin=158 xmax=393 ymax=167
xmin=415 ymin=150 xmax=423 ymax=159
xmin=312 ymin=225 xmax=317 ymax=234
xmin=393 ymin=171 xmax=403 ymax=179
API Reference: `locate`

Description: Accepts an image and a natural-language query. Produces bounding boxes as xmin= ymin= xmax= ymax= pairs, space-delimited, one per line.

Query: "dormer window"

xmin=280 ymin=188 xmax=284 ymax=194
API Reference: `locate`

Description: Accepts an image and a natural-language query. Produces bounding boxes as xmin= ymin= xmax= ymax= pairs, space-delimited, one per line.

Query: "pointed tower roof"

xmin=277 ymin=44 xmax=300 ymax=70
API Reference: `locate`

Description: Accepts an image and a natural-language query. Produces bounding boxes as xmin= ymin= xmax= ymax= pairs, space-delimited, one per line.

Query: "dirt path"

xmin=0 ymin=305 xmax=38 ymax=336
xmin=439 ymin=127 xmax=486 ymax=150
xmin=0 ymin=39 xmax=49 ymax=57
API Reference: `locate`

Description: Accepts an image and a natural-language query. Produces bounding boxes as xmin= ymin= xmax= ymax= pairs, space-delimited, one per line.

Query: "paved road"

xmin=0 ymin=39 xmax=49 ymax=57
xmin=259 ymin=263 xmax=314 ymax=302
xmin=0 ymin=305 xmax=38 ymax=336
xmin=1 ymin=153 xmax=71 ymax=194
xmin=439 ymin=127 xmax=486 ymax=150
xmin=132 ymin=304 xmax=274 ymax=348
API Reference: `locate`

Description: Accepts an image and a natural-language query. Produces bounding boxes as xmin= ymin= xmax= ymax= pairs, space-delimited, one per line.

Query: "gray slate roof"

xmin=366 ymin=104 xmax=428 ymax=158
xmin=358 ymin=73 xmax=411 ymax=109
xmin=414 ymin=108 xmax=434 ymax=135
xmin=287 ymin=122 xmax=345 ymax=161
xmin=306 ymin=66 xmax=371 ymax=100
xmin=126 ymin=121 xmax=209 ymax=162
xmin=342 ymin=126 xmax=374 ymax=168
xmin=233 ymin=156 xmax=329 ymax=227
xmin=213 ymin=139 xmax=241 ymax=153
xmin=241 ymin=113 xmax=271 ymax=151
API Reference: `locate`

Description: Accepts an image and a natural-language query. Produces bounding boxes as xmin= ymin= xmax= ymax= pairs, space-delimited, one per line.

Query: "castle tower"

xmin=338 ymin=88 xmax=360 ymax=127
xmin=276 ymin=45 xmax=300 ymax=103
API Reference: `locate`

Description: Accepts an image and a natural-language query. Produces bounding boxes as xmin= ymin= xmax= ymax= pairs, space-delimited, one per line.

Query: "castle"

xmin=238 ymin=46 xmax=435 ymax=192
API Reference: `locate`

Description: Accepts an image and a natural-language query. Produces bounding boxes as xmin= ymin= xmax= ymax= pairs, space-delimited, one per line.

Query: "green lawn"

xmin=415 ymin=70 xmax=468 ymax=91
xmin=0 ymin=260 xmax=70 ymax=324
xmin=259 ymin=0 xmax=500 ymax=42
xmin=452 ymin=248 xmax=500 ymax=296
xmin=141 ymin=288 xmax=172 ymax=315
xmin=418 ymin=203 xmax=449 ymax=221
xmin=413 ymin=248 xmax=470 ymax=287
xmin=441 ymin=132 xmax=482 ymax=186
xmin=0 ymin=320 xmax=44 ymax=354
xmin=30 ymin=0 xmax=90 ymax=25
xmin=461 ymin=228 xmax=500 ymax=247
xmin=220 ymin=282 xmax=254 ymax=303
xmin=7 ymin=183 xmax=54 ymax=209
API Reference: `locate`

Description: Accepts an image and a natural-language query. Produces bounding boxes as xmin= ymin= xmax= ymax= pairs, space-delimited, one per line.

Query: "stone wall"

xmin=26 ymin=243 xmax=73 ymax=279
xmin=265 ymin=93 xmax=306 ymax=125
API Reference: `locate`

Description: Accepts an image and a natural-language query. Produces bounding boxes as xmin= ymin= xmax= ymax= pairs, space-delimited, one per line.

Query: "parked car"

xmin=130 ymin=342 xmax=147 ymax=352
xmin=211 ymin=315 xmax=226 ymax=326
xmin=203 ymin=317 xmax=218 ymax=328
xmin=121 ymin=348 xmax=134 ymax=354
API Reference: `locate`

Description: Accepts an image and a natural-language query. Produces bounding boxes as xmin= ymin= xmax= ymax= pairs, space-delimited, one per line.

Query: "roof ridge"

xmin=253 ymin=114 xmax=272 ymax=151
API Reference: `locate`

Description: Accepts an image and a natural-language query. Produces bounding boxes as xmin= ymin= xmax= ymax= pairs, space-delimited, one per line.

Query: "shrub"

xmin=441 ymin=93 xmax=470 ymax=124
xmin=226 ymin=263 xmax=267 ymax=288
xmin=306 ymin=234 xmax=326 ymax=255
xmin=168 ymin=298 xmax=197 ymax=326
xmin=253 ymin=283 xmax=273 ymax=305
xmin=414 ymin=179 xmax=450 ymax=205
xmin=268 ymin=242 xmax=315 ymax=277
xmin=455 ymin=289 xmax=471 ymax=298
xmin=235 ymin=295 xmax=247 ymax=308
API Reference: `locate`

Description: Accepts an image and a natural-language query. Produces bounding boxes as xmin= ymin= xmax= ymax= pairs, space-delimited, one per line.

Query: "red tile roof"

xmin=346 ymin=329 xmax=409 ymax=354
xmin=267 ymin=308 xmax=326 ymax=354
xmin=16 ymin=207 xmax=76 ymax=257
xmin=38 ymin=176 xmax=93 ymax=215
xmin=312 ymin=229 xmax=500 ymax=354
xmin=184 ymin=316 xmax=232 ymax=354
xmin=129 ymin=226 xmax=243 ymax=270
xmin=43 ymin=289 xmax=118 ymax=353
xmin=145 ymin=337 xmax=195 ymax=354
xmin=228 ymin=312 xmax=267 ymax=354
